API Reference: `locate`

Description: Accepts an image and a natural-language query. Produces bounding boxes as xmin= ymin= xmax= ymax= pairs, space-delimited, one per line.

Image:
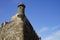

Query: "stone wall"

xmin=0 ymin=3 xmax=41 ymax=40
xmin=0 ymin=14 xmax=40 ymax=40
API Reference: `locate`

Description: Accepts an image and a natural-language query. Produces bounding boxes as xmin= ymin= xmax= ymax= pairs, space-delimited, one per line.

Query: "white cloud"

xmin=36 ymin=27 xmax=49 ymax=36
xmin=39 ymin=26 xmax=60 ymax=33
xmin=39 ymin=26 xmax=58 ymax=33
xmin=52 ymin=26 xmax=59 ymax=30
xmin=39 ymin=27 xmax=49 ymax=33
xmin=43 ymin=30 xmax=60 ymax=40
xmin=37 ymin=25 xmax=60 ymax=38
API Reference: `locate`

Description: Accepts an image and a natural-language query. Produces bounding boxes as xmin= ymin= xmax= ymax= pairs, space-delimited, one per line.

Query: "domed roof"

xmin=18 ymin=2 xmax=25 ymax=8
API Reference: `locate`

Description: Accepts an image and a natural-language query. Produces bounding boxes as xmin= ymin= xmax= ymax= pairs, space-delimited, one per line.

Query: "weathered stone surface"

xmin=0 ymin=3 xmax=41 ymax=40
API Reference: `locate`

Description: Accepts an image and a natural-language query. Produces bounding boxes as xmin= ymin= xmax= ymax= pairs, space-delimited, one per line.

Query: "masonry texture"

xmin=0 ymin=3 xmax=41 ymax=40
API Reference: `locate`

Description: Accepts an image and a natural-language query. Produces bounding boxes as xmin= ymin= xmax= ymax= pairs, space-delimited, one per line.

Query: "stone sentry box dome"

xmin=0 ymin=2 xmax=41 ymax=40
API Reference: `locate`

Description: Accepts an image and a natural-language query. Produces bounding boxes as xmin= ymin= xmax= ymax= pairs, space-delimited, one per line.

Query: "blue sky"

xmin=0 ymin=0 xmax=60 ymax=40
